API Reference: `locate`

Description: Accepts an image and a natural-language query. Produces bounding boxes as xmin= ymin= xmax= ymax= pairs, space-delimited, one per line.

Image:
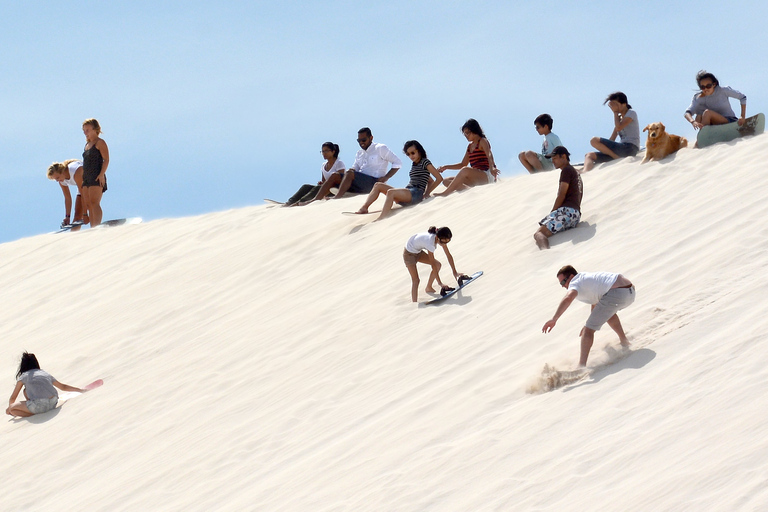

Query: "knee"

xmin=589 ymin=136 xmax=601 ymax=147
xmin=433 ymin=260 xmax=442 ymax=271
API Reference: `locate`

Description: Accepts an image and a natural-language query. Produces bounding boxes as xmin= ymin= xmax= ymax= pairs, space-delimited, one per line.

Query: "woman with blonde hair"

xmin=81 ymin=118 xmax=110 ymax=226
xmin=47 ymin=159 xmax=88 ymax=228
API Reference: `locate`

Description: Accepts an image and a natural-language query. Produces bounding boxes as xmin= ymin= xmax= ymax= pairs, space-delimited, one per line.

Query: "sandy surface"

xmin=2 ymin=134 xmax=767 ymax=510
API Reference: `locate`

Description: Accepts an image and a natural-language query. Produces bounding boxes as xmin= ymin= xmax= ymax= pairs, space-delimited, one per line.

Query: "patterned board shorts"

xmin=26 ymin=397 xmax=58 ymax=414
xmin=539 ymin=207 xmax=581 ymax=234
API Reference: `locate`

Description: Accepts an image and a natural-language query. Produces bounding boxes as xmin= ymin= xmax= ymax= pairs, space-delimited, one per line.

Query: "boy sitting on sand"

xmin=519 ymin=114 xmax=562 ymax=173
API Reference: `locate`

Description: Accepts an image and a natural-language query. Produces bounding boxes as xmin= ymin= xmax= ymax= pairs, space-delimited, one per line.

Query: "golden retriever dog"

xmin=641 ymin=122 xmax=688 ymax=164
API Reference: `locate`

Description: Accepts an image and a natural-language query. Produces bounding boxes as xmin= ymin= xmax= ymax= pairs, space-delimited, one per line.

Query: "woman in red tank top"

xmin=435 ymin=119 xmax=498 ymax=197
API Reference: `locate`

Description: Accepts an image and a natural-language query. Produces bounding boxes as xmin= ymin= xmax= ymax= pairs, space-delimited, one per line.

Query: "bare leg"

xmin=406 ymin=264 xmax=420 ymax=302
xmin=590 ymin=136 xmax=619 ymax=159
xmin=334 ymin=170 xmax=356 ymax=199
xmin=579 ymin=327 xmax=596 ymax=367
xmin=376 ymin=188 xmax=412 ymax=221
xmin=534 ymin=225 xmax=552 ymax=250
xmin=606 ymin=314 xmax=630 ymax=346
xmin=519 ymin=151 xmax=543 ymax=173
xmin=434 ymin=167 xmax=488 ymax=197
xmin=357 ymin=182 xmax=391 ymax=213
xmin=583 ymin=152 xmax=597 ymax=172
xmin=6 ymin=402 xmax=34 ymax=417
xmin=304 ymin=174 xmax=341 ymax=204
xmin=417 ymin=252 xmax=442 ymax=292
xmin=83 ymin=186 xmax=104 ymax=226
xmin=701 ymin=109 xmax=731 ymax=127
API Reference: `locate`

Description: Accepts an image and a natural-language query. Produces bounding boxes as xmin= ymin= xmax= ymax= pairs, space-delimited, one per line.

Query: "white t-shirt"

xmin=321 ymin=159 xmax=346 ymax=181
xmin=405 ymin=232 xmax=437 ymax=254
xmin=568 ymin=272 xmax=620 ymax=305
xmin=352 ymin=142 xmax=402 ymax=178
xmin=58 ymin=161 xmax=83 ymax=187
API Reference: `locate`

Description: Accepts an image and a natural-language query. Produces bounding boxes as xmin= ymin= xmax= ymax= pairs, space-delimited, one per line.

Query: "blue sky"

xmin=1 ymin=0 xmax=766 ymax=243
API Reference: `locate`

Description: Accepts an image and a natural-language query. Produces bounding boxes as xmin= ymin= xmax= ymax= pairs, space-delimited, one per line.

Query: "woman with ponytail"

xmin=403 ymin=226 xmax=463 ymax=302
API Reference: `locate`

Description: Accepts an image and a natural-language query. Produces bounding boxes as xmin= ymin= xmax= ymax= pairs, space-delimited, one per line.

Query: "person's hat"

xmin=546 ymin=146 xmax=570 ymax=158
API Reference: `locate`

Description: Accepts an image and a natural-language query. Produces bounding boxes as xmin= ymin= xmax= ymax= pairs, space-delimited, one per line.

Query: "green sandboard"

xmin=697 ymin=113 xmax=765 ymax=148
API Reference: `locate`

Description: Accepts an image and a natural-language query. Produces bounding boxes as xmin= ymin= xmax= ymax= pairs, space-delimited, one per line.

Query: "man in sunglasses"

xmin=334 ymin=127 xmax=402 ymax=199
xmin=542 ymin=265 xmax=635 ymax=367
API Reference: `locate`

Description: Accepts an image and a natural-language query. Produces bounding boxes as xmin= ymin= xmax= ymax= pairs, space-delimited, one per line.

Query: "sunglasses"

xmin=439 ymin=238 xmax=451 ymax=244
xmin=357 ymin=137 xmax=369 ymax=143
xmin=699 ymin=83 xmax=715 ymax=90
xmin=559 ymin=277 xmax=568 ymax=287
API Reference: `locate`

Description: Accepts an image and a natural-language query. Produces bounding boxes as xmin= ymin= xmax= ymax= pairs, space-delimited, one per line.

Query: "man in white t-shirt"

xmin=542 ymin=265 xmax=636 ymax=367
xmin=334 ymin=127 xmax=402 ymax=199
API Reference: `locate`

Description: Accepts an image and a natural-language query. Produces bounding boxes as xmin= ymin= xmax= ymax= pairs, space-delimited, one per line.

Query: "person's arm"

xmin=610 ymin=111 xmax=634 ymax=141
xmin=738 ymin=102 xmax=747 ymax=125
xmin=8 ymin=381 xmax=23 ymax=407
xmin=479 ymin=139 xmax=499 ymax=176
xmin=424 ymin=163 xmax=443 ymax=197
xmin=685 ymin=95 xmax=701 ymax=129
xmin=96 ymin=139 xmax=109 ymax=186
xmin=550 ymin=181 xmax=569 ymax=211
xmin=61 ymin=184 xmax=73 ymax=222
xmin=437 ymin=148 xmax=471 ymax=172
xmin=53 ymin=380 xmax=85 ymax=393
xmin=542 ymin=289 xmax=578 ymax=333
xmin=440 ymin=243 xmax=460 ymax=280
xmin=378 ymin=147 xmax=402 ymax=183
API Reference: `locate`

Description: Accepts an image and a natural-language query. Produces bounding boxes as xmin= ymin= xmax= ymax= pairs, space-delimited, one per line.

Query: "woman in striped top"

xmin=435 ymin=119 xmax=498 ymax=197
xmin=355 ymin=140 xmax=442 ymax=221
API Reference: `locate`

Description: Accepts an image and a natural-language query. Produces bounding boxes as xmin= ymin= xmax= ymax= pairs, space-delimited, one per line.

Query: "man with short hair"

xmin=542 ymin=265 xmax=635 ymax=367
xmin=533 ymin=146 xmax=583 ymax=249
xmin=334 ymin=127 xmax=402 ymax=199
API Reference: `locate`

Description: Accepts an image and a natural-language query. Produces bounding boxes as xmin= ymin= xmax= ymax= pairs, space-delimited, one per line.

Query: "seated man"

xmin=533 ymin=146 xmax=583 ymax=250
xmin=335 ymin=127 xmax=402 ymax=199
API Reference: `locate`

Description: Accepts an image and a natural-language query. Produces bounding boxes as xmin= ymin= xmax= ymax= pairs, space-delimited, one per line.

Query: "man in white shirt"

xmin=542 ymin=265 xmax=636 ymax=367
xmin=335 ymin=127 xmax=402 ymax=199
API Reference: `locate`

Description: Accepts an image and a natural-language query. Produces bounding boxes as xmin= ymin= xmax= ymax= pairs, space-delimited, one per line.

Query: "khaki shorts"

xmin=403 ymin=248 xmax=425 ymax=266
xmin=27 ymin=397 xmax=58 ymax=414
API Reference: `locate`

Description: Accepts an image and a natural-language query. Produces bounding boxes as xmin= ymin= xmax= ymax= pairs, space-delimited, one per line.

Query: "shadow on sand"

xmin=550 ymin=221 xmax=597 ymax=247
xmin=565 ymin=348 xmax=656 ymax=392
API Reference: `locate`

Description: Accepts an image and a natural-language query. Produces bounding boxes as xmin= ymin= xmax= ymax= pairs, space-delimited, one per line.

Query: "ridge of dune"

xmin=1 ymin=135 xmax=767 ymax=510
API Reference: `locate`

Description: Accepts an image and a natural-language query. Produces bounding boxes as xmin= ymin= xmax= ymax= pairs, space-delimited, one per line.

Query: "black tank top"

xmin=83 ymin=143 xmax=104 ymax=175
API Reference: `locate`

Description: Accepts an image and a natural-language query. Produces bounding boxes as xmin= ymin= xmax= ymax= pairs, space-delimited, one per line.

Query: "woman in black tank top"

xmin=81 ymin=118 xmax=110 ymax=226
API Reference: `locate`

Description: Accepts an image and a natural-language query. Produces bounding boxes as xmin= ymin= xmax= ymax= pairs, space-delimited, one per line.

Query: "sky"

xmin=1 ymin=0 xmax=767 ymax=243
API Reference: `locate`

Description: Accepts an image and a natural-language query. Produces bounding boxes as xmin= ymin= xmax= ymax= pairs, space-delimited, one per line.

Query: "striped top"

xmin=407 ymin=158 xmax=432 ymax=192
xmin=467 ymin=142 xmax=489 ymax=170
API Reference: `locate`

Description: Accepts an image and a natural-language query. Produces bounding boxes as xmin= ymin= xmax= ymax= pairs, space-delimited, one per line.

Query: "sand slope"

xmin=2 ymin=135 xmax=767 ymax=510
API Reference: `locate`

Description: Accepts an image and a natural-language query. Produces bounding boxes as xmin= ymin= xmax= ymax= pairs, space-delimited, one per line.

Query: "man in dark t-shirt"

xmin=534 ymin=146 xmax=583 ymax=250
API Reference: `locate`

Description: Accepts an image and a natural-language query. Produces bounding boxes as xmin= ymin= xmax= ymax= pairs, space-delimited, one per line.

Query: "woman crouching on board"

xmin=6 ymin=352 xmax=85 ymax=417
xmin=47 ymin=159 xmax=89 ymax=229
xmin=403 ymin=226 xmax=463 ymax=302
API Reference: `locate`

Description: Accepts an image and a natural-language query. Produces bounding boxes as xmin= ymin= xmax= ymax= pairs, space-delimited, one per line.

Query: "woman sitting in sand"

xmin=6 ymin=352 xmax=85 ymax=417
xmin=81 ymin=119 xmax=110 ymax=226
xmin=355 ymin=140 xmax=442 ymax=220
xmin=684 ymin=70 xmax=747 ymax=130
xmin=403 ymin=226 xmax=463 ymax=303
xmin=47 ymin=159 xmax=89 ymax=229
xmin=583 ymin=92 xmax=640 ymax=172
xmin=434 ymin=119 xmax=498 ymax=196
xmin=284 ymin=142 xmax=346 ymax=206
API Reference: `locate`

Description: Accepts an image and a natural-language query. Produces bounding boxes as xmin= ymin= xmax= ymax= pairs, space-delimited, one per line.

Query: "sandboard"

xmin=93 ymin=217 xmax=143 ymax=229
xmin=54 ymin=221 xmax=84 ymax=234
xmin=697 ymin=112 xmax=765 ymax=148
xmin=264 ymin=199 xmax=284 ymax=205
xmin=424 ymin=271 xmax=483 ymax=305
xmin=342 ymin=210 xmax=382 ymax=216
xmin=57 ymin=379 xmax=103 ymax=406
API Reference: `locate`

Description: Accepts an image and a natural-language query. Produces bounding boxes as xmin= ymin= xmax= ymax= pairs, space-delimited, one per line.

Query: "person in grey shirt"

xmin=583 ymin=91 xmax=640 ymax=172
xmin=684 ymin=70 xmax=747 ymax=130
xmin=6 ymin=352 xmax=86 ymax=417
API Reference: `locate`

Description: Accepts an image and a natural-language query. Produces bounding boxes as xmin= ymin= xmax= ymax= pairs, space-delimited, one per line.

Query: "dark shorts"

xmin=83 ymin=169 xmax=108 ymax=192
xmin=399 ymin=186 xmax=425 ymax=206
xmin=725 ymin=116 xmax=738 ymax=123
xmin=348 ymin=171 xmax=378 ymax=194
xmin=593 ymin=138 xmax=639 ymax=163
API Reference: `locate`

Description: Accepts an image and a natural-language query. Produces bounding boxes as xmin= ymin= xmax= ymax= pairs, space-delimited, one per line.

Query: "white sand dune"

xmin=2 ymin=135 xmax=768 ymax=510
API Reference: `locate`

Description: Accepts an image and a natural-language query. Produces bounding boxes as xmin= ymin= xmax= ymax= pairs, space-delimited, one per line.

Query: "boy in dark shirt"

xmin=534 ymin=146 xmax=583 ymax=250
